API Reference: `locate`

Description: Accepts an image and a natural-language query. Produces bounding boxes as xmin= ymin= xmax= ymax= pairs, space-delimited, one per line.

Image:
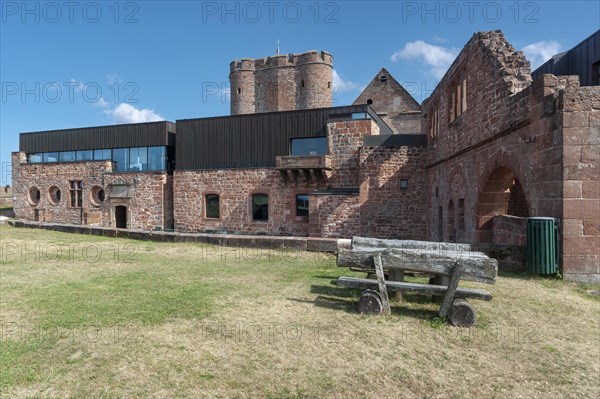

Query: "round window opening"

xmin=48 ymin=186 xmax=61 ymax=205
xmin=90 ymin=186 xmax=106 ymax=206
xmin=367 ymin=99 xmax=373 ymax=105
xmin=28 ymin=186 xmax=41 ymax=206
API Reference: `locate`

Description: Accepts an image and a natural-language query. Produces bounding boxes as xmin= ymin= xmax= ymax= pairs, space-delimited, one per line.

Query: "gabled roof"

xmin=354 ymin=67 xmax=421 ymax=110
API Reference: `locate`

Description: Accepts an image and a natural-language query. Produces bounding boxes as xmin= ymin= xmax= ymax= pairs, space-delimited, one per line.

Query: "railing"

xmin=275 ymin=155 xmax=331 ymax=170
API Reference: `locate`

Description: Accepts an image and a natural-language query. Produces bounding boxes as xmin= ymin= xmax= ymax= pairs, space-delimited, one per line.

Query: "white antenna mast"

xmin=276 ymin=39 xmax=280 ymax=55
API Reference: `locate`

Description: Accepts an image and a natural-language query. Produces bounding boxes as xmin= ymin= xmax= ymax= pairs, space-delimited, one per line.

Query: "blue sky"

xmin=1 ymin=0 xmax=599 ymax=184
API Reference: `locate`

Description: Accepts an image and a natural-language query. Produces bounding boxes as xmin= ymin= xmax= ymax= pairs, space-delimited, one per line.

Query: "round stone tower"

xmin=229 ymin=59 xmax=256 ymax=115
xmin=297 ymin=51 xmax=334 ymax=110
xmin=229 ymin=50 xmax=333 ymax=115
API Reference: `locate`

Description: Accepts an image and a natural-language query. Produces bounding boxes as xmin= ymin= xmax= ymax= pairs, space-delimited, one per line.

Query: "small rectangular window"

xmin=351 ymin=112 xmax=368 ymax=120
xmin=77 ymin=150 xmax=93 ymax=161
xmin=290 ymin=137 xmax=327 ymax=156
xmin=69 ymin=180 xmax=83 ymax=208
xmin=28 ymin=153 xmax=43 ymax=163
xmin=296 ymin=194 xmax=309 ymax=217
xmin=252 ymin=193 xmax=268 ymax=221
xmin=205 ymin=194 xmax=220 ymax=219
xmin=148 ymin=146 xmax=166 ymax=171
xmin=129 ymin=147 xmax=148 ymax=171
xmin=428 ymin=101 xmax=440 ymax=139
xmin=449 ymin=66 xmax=467 ymax=123
xmin=94 ymin=149 xmax=112 ymax=161
xmin=60 ymin=151 xmax=76 ymax=162
xmin=44 ymin=152 xmax=59 ymax=163
xmin=112 ymin=148 xmax=129 ymax=172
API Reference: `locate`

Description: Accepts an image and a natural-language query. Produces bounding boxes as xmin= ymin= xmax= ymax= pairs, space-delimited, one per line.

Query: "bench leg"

xmin=388 ymin=270 xmax=404 ymax=302
xmin=438 ymin=262 xmax=464 ymax=319
xmin=373 ymin=252 xmax=391 ymax=315
xmin=431 ymin=275 xmax=449 ymax=303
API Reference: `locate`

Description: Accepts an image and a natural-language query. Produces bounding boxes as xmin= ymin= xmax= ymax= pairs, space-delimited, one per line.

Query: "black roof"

xmin=175 ymin=105 xmax=394 ymax=170
xmin=20 ymin=121 xmax=176 ymax=153
xmin=364 ymin=134 xmax=427 ymax=148
xmin=532 ymin=29 xmax=600 ymax=86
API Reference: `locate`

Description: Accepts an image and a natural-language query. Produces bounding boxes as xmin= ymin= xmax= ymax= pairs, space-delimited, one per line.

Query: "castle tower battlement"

xmin=229 ymin=50 xmax=333 ymax=115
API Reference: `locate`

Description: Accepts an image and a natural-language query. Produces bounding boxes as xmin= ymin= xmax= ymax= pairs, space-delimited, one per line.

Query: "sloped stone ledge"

xmin=7 ymin=220 xmax=340 ymax=253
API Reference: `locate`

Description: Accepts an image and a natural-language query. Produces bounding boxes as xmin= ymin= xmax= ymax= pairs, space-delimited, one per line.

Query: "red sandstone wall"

xmin=328 ymin=120 xmax=379 ymax=187
xmin=309 ymin=194 xmax=360 ymax=238
xmin=560 ymin=86 xmax=600 ymax=282
xmin=492 ymin=215 xmax=527 ymax=246
xmin=12 ymin=152 xmax=111 ymax=226
xmin=173 ymin=120 xmax=381 ymax=238
xmin=11 ymin=152 xmax=172 ymax=231
xmin=103 ymin=172 xmax=172 ymax=230
xmin=423 ymin=31 xmax=532 ymax=165
xmin=422 ymin=29 xmax=599 ymax=282
xmin=173 ymin=168 xmax=323 ymax=236
xmin=359 ymin=146 xmax=428 ymax=239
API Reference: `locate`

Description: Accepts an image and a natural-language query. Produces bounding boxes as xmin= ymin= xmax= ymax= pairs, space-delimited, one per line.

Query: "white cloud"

xmin=69 ymin=78 xmax=85 ymax=92
xmin=522 ymin=41 xmax=562 ymax=69
xmin=391 ymin=41 xmax=458 ymax=79
xmin=106 ymin=73 xmax=122 ymax=85
xmin=332 ymin=69 xmax=360 ymax=92
xmin=93 ymin=97 xmax=109 ymax=108
xmin=103 ymin=103 xmax=164 ymax=124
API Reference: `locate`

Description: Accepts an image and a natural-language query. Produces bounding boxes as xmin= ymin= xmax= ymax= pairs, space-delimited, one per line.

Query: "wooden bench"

xmin=334 ymin=237 xmax=498 ymax=327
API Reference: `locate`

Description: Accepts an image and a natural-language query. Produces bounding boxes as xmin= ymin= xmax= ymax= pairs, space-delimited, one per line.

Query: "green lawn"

xmin=0 ymin=225 xmax=598 ymax=398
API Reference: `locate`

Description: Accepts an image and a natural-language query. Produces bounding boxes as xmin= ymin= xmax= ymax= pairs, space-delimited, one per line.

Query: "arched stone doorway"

xmin=477 ymin=166 xmax=529 ymax=242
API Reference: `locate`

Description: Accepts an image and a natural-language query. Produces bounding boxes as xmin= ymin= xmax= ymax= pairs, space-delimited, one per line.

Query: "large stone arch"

xmin=476 ymin=165 xmax=530 ymax=243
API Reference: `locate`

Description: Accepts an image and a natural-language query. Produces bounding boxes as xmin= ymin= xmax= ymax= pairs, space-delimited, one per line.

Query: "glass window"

xmin=112 ymin=148 xmax=129 ymax=172
xmin=252 ymin=193 xmax=268 ymax=221
xmin=94 ymin=149 xmax=112 ymax=160
xmin=290 ymin=137 xmax=327 ymax=156
xmin=296 ymin=194 xmax=309 ymax=217
xmin=77 ymin=150 xmax=93 ymax=161
xmin=69 ymin=180 xmax=83 ymax=208
xmin=129 ymin=147 xmax=148 ymax=171
xmin=148 ymin=146 xmax=166 ymax=171
xmin=59 ymin=151 xmax=76 ymax=162
xmin=351 ymin=112 xmax=368 ymax=120
xmin=28 ymin=153 xmax=43 ymax=163
xmin=205 ymin=194 xmax=220 ymax=219
xmin=44 ymin=152 xmax=59 ymax=163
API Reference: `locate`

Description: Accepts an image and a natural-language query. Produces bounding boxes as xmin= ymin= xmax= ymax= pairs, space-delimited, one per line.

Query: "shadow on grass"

xmin=286 ymin=295 xmax=358 ymax=313
xmin=390 ymin=305 xmax=438 ymax=321
xmin=307 ymin=284 xmax=441 ymax=320
xmin=311 ymin=275 xmax=341 ymax=280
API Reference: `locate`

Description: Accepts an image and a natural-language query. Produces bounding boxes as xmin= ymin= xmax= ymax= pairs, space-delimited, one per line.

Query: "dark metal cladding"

xmin=532 ymin=29 xmax=600 ymax=86
xmin=364 ymin=134 xmax=427 ymax=148
xmin=176 ymin=105 xmax=393 ymax=170
xmin=20 ymin=121 xmax=176 ymax=153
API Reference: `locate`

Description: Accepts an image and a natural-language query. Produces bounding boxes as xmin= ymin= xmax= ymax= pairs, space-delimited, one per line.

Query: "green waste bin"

xmin=526 ymin=217 xmax=558 ymax=275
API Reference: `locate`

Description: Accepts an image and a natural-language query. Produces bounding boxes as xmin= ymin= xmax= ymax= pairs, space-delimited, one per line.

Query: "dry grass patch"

xmin=1 ymin=225 xmax=599 ymax=398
